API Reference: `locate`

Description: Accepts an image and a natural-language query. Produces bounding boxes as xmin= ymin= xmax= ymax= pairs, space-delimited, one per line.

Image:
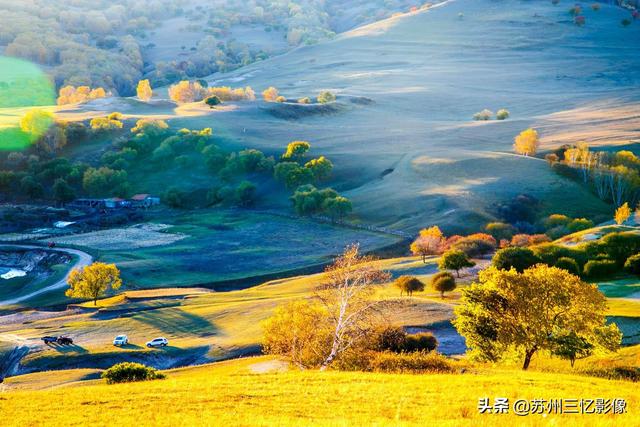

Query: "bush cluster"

xmin=367 ymin=351 xmax=454 ymax=374
xmin=102 ymin=362 xmax=165 ymax=384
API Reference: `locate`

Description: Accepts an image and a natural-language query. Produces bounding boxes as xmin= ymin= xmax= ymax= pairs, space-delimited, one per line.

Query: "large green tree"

xmin=453 ymin=265 xmax=621 ymax=370
xmin=438 ymin=249 xmax=475 ymax=278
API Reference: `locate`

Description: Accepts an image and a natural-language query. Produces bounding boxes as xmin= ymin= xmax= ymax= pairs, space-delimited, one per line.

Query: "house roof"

xmin=131 ymin=194 xmax=150 ymax=201
xmin=106 ymin=197 xmax=124 ymax=202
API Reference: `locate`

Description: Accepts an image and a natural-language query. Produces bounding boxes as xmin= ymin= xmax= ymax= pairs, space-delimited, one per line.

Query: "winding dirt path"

xmin=0 ymin=245 xmax=93 ymax=307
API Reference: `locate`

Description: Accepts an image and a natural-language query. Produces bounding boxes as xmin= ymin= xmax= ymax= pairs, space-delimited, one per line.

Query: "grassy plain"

xmin=1 ymin=355 xmax=638 ymax=426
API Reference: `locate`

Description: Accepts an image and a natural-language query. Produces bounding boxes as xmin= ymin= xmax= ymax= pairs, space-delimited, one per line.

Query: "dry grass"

xmin=1 ymin=356 xmax=637 ymax=426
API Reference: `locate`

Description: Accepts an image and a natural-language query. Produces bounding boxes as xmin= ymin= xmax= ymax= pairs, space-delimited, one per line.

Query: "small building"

xmin=130 ymin=194 xmax=160 ymax=208
xmin=68 ymin=198 xmax=107 ymax=210
xmin=104 ymin=197 xmax=126 ymax=209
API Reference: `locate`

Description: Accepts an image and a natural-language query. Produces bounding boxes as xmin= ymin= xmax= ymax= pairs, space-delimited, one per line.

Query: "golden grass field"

xmin=1 ymin=356 xmax=638 ymax=426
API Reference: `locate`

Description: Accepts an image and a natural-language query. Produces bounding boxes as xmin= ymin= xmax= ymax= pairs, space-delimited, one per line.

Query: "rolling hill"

xmin=169 ymin=0 xmax=639 ymax=233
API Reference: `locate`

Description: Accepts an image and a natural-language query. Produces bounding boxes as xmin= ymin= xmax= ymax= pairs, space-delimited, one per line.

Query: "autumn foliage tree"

xmin=394 ymin=275 xmax=425 ymax=297
xmin=454 ymin=265 xmax=621 ymax=370
xmin=262 ymin=86 xmax=279 ymax=102
xmin=262 ymin=300 xmax=332 ymax=369
xmin=513 ymin=128 xmax=539 ymax=156
xmin=410 ymin=226 xmax=445 ymax=262
xmin=66 ymin=262 xmax=122 ymax=305
xmin=282 ymin=141 xmax=311 ymax=161
xmin=615 ymin=202 xmax=631 ymax=225
xmin=57 ymin=85 xmax=107 ymax=105
xmin=430 ymin=271 xmax=456 ymax=298
xmin=20 ymin=109 xmax=54 ymax=137
xmin=136 ymin=79 xmax=153 ymax=102
xmin=168 ymin=80 xmax=207 ymax=104
xmin=316 ymin=244 xmax=391 ymax=370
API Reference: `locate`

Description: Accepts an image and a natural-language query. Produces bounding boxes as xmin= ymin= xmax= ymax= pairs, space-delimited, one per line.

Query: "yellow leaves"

xmin=615 ymin=202 xmax=631 ymax=225
xmin=455 ymin=265 xmax=615 ymax=368
xmin=19 ymin=109 xmax=54 ymax=136
xmin=66 ymin=262 xmax=122 ymax=304
xmin=411 ymin=226 xmax=445 ymax=258
xmin=168 ymin=80 xmax=207 ymax=104
xmin=136 ymin=79 xmax=152 ymax=102
xmin=262 ymin=86 xmax=279 ymax=102
xmin=57 ymin=85 xmax=107 ymax=105
xmin=513 ymin=128 xmax=539 ymax=156
xmin=419 ymin=225 xmax=443 ymax=239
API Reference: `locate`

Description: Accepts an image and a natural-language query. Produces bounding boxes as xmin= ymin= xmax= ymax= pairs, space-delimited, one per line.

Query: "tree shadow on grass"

xmin=119 ymin=343 xmax=143 ymax=350
xmin=132 ymin=307 xmax=218 ymax=337
xmin=48 ymin=343 xmax=88 ymax=354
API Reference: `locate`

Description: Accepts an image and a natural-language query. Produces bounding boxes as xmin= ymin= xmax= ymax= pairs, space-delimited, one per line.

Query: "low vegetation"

xmin=102 ymin=362 xmax=166 ymax=384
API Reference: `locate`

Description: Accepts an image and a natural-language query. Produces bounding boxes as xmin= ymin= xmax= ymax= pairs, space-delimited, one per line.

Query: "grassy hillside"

xmin=1 ymin=256 xmax=460 ymax=373
xmin=174 ymin=0 xmax=640 ymax=233
xmin=1 ymin=355 xmax=638 ymax=426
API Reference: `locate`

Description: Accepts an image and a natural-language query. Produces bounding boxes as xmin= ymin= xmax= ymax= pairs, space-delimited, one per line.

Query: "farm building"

xmin=130 ymin=194 xmax=161 ymax=208
xmin=68 ymin=195 xmax=159 ymax=211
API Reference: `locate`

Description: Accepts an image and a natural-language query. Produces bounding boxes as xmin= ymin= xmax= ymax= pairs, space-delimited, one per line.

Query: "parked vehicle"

xmin=113 ymin=335 xmax=128 ymax=346
xmin=146 ymin=337 xmax=168 ymax=348
xmin=57 ymin=336 xmax=73 ymax=345
xmin=41 ymin=336 xmax=58 ymax=344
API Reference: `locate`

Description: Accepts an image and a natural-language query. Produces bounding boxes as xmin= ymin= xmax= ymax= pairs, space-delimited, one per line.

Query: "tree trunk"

xmin=320 ymin=340 xmax=340 ymax=371
xmin=456 ymin=269 xmax=460 ymax=278
xmin=522 ymin=349 xmax=536 ymax=370
xmin=440 ymin=291 xmax=444 ymax=299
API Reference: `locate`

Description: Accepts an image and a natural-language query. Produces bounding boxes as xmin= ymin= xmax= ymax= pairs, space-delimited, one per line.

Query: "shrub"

xmin=492 ymin=247 xmax=540 ymax=273
xmin=205 ymin=95 xmax=221 ymax=108
xmin=582 ymin=366 xmax=640 ymax=382
xmin=403 ymin=333 xmax=438 ymax=353
xmin=544 ymin=214 xmax=572 ymax=229
xmin=496 ymin=109 xmax=510 ymax=120
xmin=533 ymin=244 xmax=588 ymax=269
xmin=485 ymin=222 xmax=516 ymax=240
xmin=317 ymin=91 xmax=336 ymax=104
xmin=450 ymin=233 xmax=496 ymax=256
xmin=594 ymin=232 xmax=640 ymax=266
xmin=298 ymin=97 xmax=312 ymax=104
xmin=102 ymin=362 xmax=165 ymax=384
xmin=373 ymin=326 xmax=407 ymax=353
xmin=473 ymin=109 xmax=493 ymax=121
xmin=368 ymin=351 xmax=454 ymax=374
xmin=276 ymin=96 xmax=287 ymax=103
xmin=622 ymin=18 xmax=632 ymax=27
xmin=568 ymin=218 xmax=594 ymax=233
xmin=583 ymin=260 xmax=618 ymax=279
xmin=624 ymin=253 xmax=640 ymax=275
xmin=162 ymin=187 xmax=187 ymax=208
xmin=555 ymin=257 xmax=581 ymax=276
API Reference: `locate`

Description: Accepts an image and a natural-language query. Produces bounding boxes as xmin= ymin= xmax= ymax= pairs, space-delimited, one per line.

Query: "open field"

xmin=86 ymin=209 xmax=400 ymax=290
xmin=1 ymin=355 xmax=638 ymax=426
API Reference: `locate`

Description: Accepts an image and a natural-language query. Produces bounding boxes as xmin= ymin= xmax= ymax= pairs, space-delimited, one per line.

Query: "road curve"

xmin=0 ymin=245 xmax=93 ymax=307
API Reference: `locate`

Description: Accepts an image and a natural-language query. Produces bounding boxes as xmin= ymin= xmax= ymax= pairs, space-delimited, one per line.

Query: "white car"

xmin=113 ymin=335 xmax=128 ymax=346
xmin=146 ymin=337 xmax=168 ymax=348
